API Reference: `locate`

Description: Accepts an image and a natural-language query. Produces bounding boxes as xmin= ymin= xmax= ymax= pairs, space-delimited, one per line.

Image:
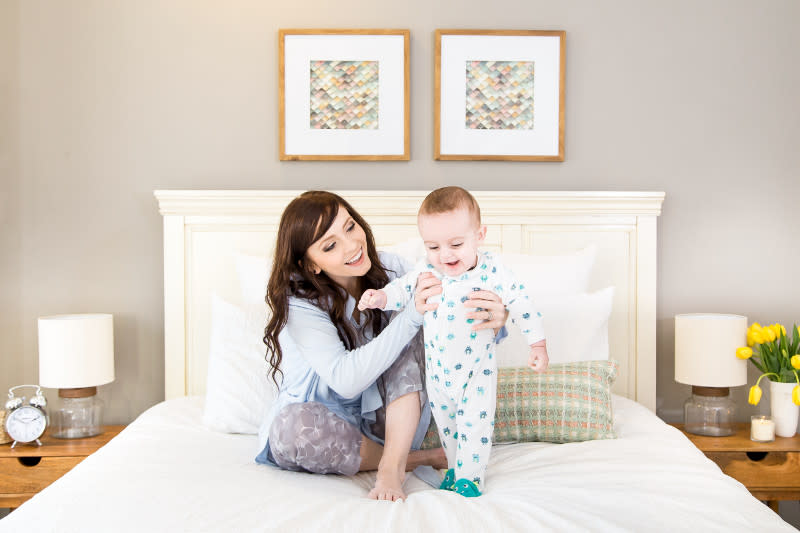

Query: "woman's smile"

xmin=345 ymin=248 xmax=365 ymax=266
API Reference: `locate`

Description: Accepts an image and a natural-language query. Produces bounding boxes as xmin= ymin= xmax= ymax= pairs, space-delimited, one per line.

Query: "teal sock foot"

xmin=453 ymin=478 xmax=482 ymax=497
xmin=439 ymin=468 xmax=456 ymax=491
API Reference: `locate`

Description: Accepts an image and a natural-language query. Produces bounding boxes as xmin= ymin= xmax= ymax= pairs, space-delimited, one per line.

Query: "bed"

xmin=1 ymin=190 xmax=793 ymax=532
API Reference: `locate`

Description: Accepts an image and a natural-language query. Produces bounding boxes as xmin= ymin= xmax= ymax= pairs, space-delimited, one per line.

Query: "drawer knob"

xmin=17 ymin=456 xmax=42 ymax=467
xmin=745 ymin=451 xmax=768 ymax=462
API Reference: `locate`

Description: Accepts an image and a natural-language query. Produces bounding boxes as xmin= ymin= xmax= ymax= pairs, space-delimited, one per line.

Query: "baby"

xmin=359 ymin=186 xmax=548 ymax=497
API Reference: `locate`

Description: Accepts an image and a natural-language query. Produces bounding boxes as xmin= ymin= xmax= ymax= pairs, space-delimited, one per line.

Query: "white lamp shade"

xmin=674 ymin=313 xmax=747 ymax=387
xmin=38 ymin=314 xmax=115 ymax=388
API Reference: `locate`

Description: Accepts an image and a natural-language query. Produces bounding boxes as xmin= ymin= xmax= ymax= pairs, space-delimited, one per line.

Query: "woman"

xmin=256 ymin=191 xmax=508 ymax=501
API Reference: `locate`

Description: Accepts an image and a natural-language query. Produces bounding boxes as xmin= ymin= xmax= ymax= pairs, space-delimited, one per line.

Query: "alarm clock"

xmin=5 ymin=385 xmax=48 ymax=448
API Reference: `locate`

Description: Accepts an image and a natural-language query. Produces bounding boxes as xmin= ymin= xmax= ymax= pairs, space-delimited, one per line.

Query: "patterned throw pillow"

xmin=421 ymin=360 xmax=618 ymax=448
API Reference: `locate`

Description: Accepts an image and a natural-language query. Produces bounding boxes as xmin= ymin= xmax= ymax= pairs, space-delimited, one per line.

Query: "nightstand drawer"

xmin=0 ymin=456 xmax=84 ymax=494
xmin=705 ymin=451 xmax=800 ymax=490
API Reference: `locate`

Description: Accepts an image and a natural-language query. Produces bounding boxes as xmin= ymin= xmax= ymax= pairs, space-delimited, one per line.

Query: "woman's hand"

xmin=414 ymin=272 xmax=442 ymax=314
xmin=463 ymin=290 xmax=509 ymax=334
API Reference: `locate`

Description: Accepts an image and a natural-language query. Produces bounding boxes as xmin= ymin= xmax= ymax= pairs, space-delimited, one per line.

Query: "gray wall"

xmin=3 ymin=0 xmax=800 ymax=520
xmin=1 ymin=0 xmax=21 ymax=416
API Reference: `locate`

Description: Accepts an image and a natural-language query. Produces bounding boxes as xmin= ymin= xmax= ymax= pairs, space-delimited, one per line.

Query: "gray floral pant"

xmin=268 ymin=330 xmax=425 ymax=476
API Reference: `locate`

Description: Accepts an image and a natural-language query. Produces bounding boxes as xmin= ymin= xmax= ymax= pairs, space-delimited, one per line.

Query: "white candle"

xmin=751 ymin=416 xmax=775 ymax=442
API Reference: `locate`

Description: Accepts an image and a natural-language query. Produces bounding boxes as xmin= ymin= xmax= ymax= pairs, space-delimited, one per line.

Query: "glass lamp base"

xmin=51 ymin=391 xmax=104 ymax=439
xmin=684 ymin=424 xmax=735 ymax=437
xmin=684 ymin=386 xmax=736 ymax=437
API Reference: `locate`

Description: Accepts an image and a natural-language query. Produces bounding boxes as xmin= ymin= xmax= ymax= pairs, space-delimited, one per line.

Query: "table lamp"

xmin=674 ymin=313 xmax=747 ymax=436
xmin=38 ymin=314 xmax=115 ymax=439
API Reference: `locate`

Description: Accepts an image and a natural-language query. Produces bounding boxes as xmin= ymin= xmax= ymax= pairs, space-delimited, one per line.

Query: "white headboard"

xmin=155 ymin=190 xmax=664 ymax=411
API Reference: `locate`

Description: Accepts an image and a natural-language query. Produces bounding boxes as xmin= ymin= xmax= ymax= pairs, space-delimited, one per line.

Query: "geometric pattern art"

xmin=309 ymin=60 xmax=379 ymax=129
xmin=465 ymin=60 xmax=534 ymax=130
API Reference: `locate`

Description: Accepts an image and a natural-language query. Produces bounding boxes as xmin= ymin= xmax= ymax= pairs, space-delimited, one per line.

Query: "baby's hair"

xmin=419 ymin=186 xmax=481 ymax=225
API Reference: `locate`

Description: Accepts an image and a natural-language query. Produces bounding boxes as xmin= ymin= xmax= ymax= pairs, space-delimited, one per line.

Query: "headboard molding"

xmin=155 ymin=190 xmax=664 ymax=411
xmin=156 ymin=190 xmax=664 ymax=217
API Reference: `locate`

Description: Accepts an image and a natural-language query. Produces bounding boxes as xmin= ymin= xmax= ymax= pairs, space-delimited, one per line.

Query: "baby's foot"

xmin=453 ymin=478 xmax=482 ymax=498
xmin=368 ymin=465 xmax=406 ymax=502
xmin=439 ymin=468 xmax=456 ymax=491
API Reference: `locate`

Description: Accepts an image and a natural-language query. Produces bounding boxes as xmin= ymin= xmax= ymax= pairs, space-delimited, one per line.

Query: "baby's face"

xmin=418 ymin=208 xmax=486 ymax=277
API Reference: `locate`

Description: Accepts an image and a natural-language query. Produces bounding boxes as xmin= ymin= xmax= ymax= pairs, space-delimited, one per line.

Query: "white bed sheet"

xmin=1 ymin=396 xmax=793 ymax=533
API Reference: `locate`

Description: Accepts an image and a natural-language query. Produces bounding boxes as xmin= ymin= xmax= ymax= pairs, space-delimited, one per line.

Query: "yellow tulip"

xmin=746 ymin=330 xmax=756 ymax=347
xmin=793 ymin=386 xmax=800 ymax=406
xmin=750 ymin=322 xmax=763 ymax=331
xmin=792 ymin=355 xmax=800 ymax=370
xmin=736 ymin=347 xmax=753 ymax=360
xmin=770 ymin=324 xmax=785 ymax=339
xmin=764 ymin=327 xmax=777 ymax=342
xmin=748 ymin=385 xmax=763 ymax=405
xmin=750 ymin=330 xmax=765 ymax=344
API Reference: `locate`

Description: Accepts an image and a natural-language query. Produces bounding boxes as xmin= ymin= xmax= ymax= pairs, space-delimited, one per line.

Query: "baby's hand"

xmin=358 ymin=289 xmax=387 ymax=311
xmin=528 ymin=341 xmax=549 ymax=373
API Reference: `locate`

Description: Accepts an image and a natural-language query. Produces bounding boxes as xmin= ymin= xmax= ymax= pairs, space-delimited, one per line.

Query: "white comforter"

xmin=1 ymin=396 xmax=793 ymax=532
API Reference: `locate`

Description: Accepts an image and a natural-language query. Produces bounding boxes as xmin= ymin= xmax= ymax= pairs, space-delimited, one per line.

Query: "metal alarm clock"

xmin=5 ymin=385 xmax=48 ymax=448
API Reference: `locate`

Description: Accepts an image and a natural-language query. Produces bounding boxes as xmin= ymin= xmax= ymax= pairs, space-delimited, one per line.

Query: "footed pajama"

xmin=382 ymin=251 xmax=545 ymax=490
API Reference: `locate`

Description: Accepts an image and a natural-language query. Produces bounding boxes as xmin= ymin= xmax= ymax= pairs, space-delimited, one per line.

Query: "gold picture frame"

xmin=434 ymin=29 xmax=566 ymax=161
xmin=279 ymin=29 xmax=410 ymax=161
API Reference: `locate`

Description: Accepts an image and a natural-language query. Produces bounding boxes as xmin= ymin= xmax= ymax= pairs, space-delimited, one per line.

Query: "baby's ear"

xmin=476 ymin=225 xmax=487 ymax=243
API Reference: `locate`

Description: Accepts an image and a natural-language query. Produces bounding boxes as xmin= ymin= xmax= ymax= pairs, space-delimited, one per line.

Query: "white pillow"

xmin=203 ymin=294 xmax=276 ymax=434
xmin=501 ymin=244 xmax=596 ymax=298
xmin=495 ymin=287 xmax=614 ymax=368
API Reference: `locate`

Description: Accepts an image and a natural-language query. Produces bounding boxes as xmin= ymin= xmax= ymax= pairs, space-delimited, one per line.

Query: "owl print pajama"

xmin=381 ymin=251 xmax=544 ymax=490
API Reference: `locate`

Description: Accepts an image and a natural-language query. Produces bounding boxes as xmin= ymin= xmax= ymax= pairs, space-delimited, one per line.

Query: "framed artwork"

xmin=435 ymin=30 xmax=566 ymax=161
xmin=279 ymin=29 xmax=410 ymax=161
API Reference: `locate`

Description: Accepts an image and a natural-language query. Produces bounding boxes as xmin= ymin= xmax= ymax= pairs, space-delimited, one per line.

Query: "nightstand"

xmin=0 ymin=425 xmax=124 ymax=510
xmin=673 ymin=422 xmax=800 ymax=512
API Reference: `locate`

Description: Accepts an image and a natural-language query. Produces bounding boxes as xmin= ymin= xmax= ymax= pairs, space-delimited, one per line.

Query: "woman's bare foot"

xmin=368 ymin=463 xmax=406 ymax=501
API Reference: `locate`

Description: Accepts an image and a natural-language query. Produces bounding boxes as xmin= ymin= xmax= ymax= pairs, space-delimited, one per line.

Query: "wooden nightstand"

xmin=0 ymin=425 xmax=124 ymax=510
xmin=674 ymin=422 xmax=800 ymax=512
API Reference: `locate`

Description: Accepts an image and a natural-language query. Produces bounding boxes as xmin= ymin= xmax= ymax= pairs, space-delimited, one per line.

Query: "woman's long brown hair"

xmin=263 ymin=191 xmax=390 ymax=386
